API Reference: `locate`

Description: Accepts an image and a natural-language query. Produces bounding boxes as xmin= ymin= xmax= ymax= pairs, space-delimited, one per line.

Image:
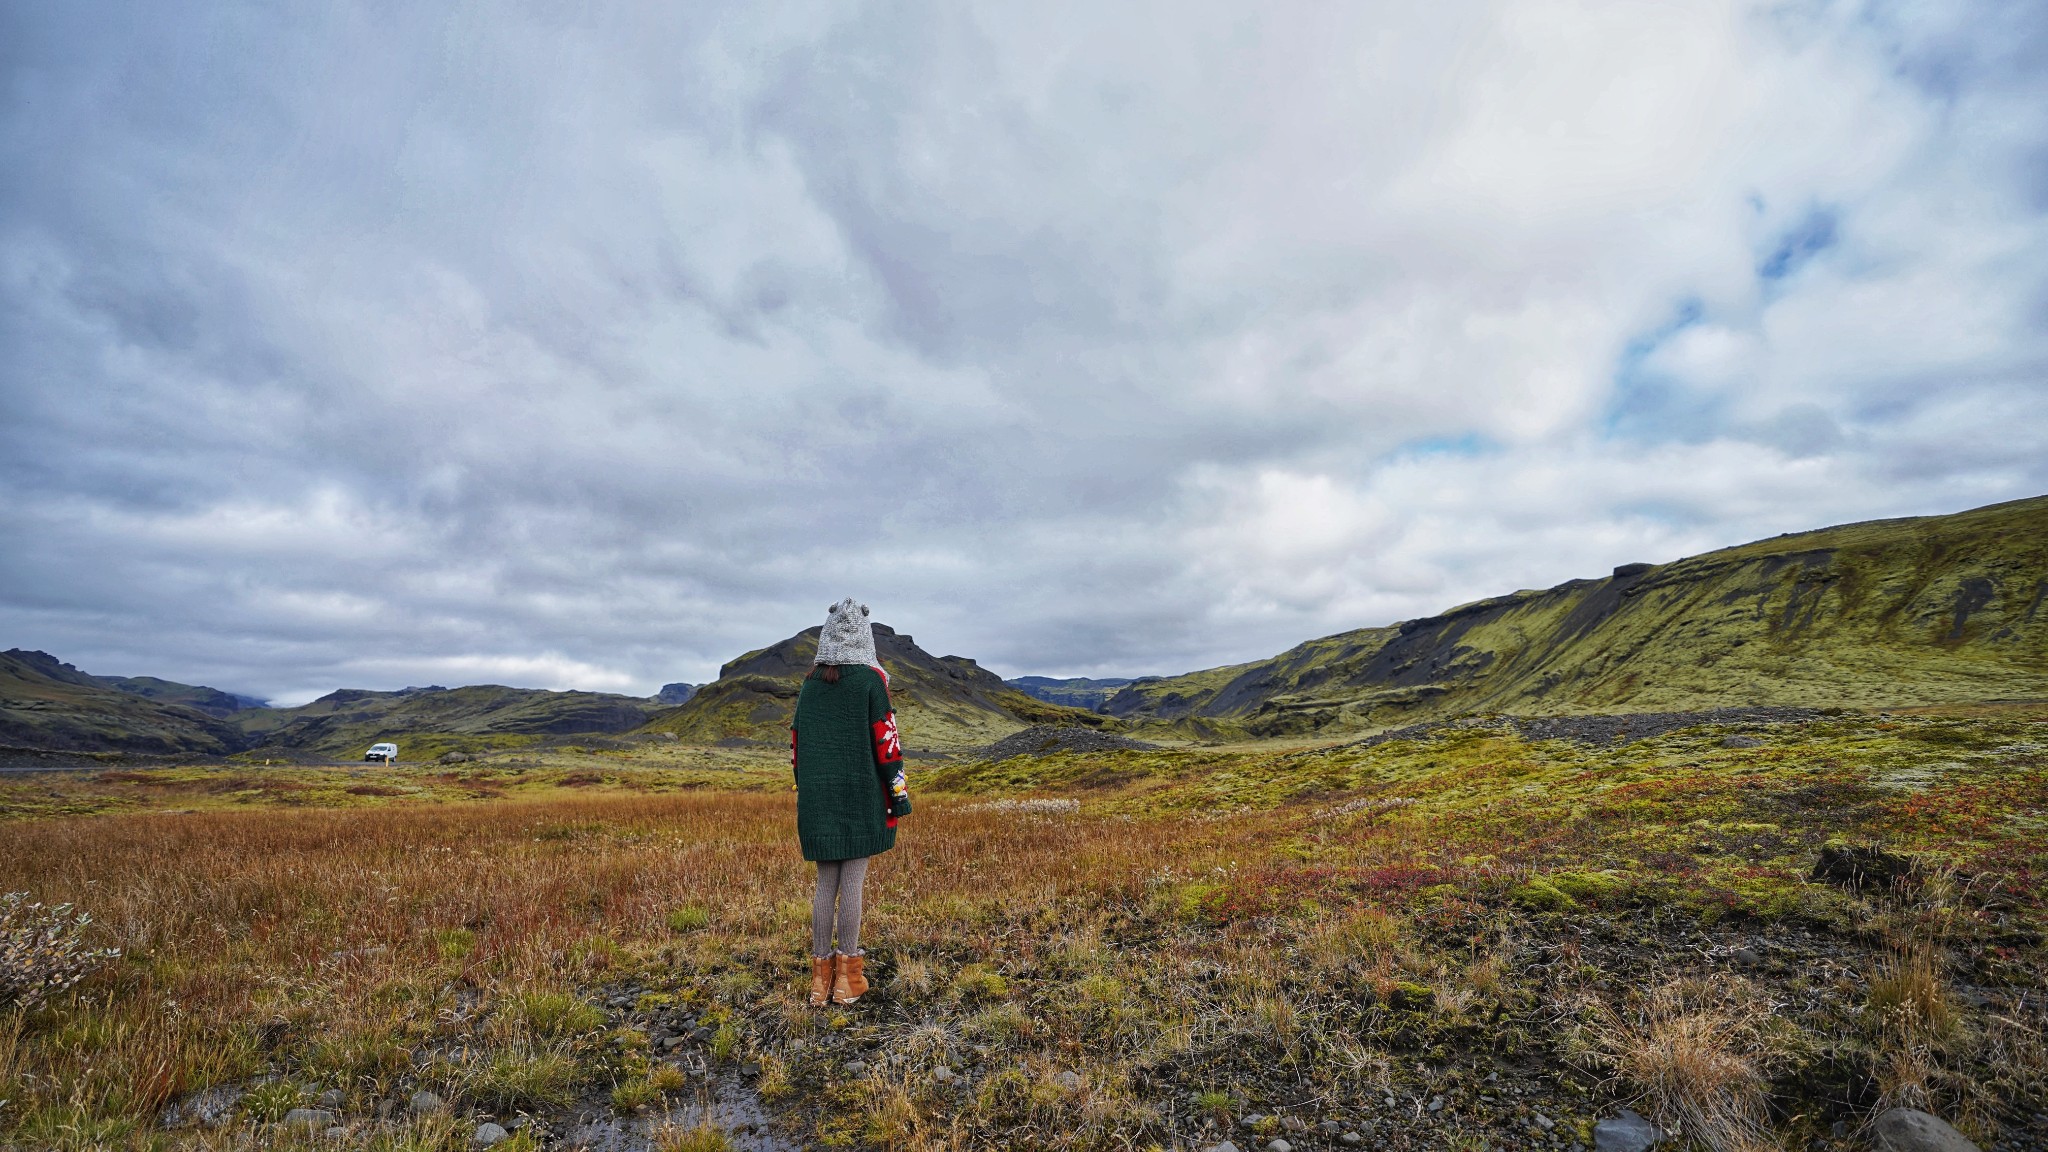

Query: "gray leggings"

xmin=812 ymin=857 xmax=869 ymax=958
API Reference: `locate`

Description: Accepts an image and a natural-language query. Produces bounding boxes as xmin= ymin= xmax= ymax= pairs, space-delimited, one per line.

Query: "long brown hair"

xmin=809 ymin=663 xmax=841 ymax=684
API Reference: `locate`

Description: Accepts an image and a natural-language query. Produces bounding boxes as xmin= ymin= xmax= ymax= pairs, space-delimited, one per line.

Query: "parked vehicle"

xmin=364 ymin=742 xmax=398 ymax=763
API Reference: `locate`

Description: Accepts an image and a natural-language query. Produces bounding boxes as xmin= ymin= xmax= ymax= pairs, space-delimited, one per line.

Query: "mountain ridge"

xmin=7 ymin=493 xmax=2044 ymax=757
xmin=644 ymin=623 xmax=1102 ymax=751
xmin=1104 ymin=493 xmax=2048 ymax=736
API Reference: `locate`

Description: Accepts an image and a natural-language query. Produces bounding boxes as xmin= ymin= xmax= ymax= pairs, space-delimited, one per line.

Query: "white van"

xmin=364 ymin=742 xmax=398 ymax=763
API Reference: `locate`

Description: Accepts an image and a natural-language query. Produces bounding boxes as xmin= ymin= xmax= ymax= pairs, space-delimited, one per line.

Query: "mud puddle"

xmin=549 ymin=1071 xmax=795 ymax=1152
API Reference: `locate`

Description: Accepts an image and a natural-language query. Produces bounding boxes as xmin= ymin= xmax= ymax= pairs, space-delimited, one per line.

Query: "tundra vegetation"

xmin=2 ymin=704 xmax=2044 ymax=1151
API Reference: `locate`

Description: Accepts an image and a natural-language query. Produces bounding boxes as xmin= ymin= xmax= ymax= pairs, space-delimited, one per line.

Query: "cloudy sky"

xmin=4 ymin=2 xmax=2046 ymax=704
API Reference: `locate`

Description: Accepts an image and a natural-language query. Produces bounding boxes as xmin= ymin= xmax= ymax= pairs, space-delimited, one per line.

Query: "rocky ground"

xmin=980 ymin=724 xmax=1161 ymax=759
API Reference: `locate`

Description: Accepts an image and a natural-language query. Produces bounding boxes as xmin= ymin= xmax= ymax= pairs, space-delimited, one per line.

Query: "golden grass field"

xmin=2 ymin=706 xmax=2045 ymax=1151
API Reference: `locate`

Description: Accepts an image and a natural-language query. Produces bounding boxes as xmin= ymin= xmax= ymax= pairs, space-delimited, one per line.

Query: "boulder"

xmin=1594 ymin=1109 xmax=1661 ymax=1152
xmin=409 ymin=1090 xmax=446 ymax=1114
xmin=1813 ymin=842 xmax=1918 ymax=889
xmin=282 ymin=1108 xmax=335 ymax=1131
xmin=1871 ymin=1108 xmax=1980 ymax=1152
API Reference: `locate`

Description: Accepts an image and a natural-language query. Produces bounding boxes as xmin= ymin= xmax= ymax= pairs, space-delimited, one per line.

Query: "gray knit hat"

xmin=815 ymin=597 xmax=878 ymax=667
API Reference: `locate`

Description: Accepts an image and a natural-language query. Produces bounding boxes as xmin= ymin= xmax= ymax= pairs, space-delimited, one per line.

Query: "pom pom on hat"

xmin=815 ymin=597 xmax=878 ymax=667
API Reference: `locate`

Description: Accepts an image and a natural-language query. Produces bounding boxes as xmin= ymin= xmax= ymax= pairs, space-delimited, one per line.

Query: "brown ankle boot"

xmin=809 ymin=955 xmax=836 ymax=1007
xmin=831 ymin=953 xmax=868 ymax=1004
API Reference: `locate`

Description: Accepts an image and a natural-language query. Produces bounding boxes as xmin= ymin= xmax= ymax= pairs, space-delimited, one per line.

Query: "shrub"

xmin=666 ymin=906 xmax=711 ymax=933
xmin=512 ymin=990 xmax=606 ymax=1038
xmin=1193 ymin=1089 xmax=1232 ymax=1117
xmin=611 ymin=1078 xmax=660 ymax=1112
xmin=1591 ymin=976 xmax=1782 ymax=1152
xmin=708 ymin=1021 xmax=740 ymax=1062
xmin=240 ymin=1079 xmax=304 ymax=1122
xmin=0 ymin=893 xmax=121 ymax=1009
xmin=466 ymin=1047 xmax=581 ymax=1109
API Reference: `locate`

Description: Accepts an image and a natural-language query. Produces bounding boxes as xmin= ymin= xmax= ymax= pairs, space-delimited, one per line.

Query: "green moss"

xmin=952 ymin=963 xmax=1011 ymax=1001
xmin=432 ymin=927 xmax=475 ymax=961
xmin=1387 ymin=981 xmax=1436 ymax=1011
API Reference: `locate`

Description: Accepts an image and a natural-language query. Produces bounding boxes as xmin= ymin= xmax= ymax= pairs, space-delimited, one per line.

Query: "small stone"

xmin=742 ymin=1062 xmax=762 ymax=1078
xmin=1720 ymin=735 xmax=1763 ymax=748
xmin=1593 ymin=1109 xmax=1661 ymax=1152
xmin=1054 ymin=1070 xmax=1083 ymax=1091
xmin=409 ymin=1091 xmax=446 ymax=1115
xmin=1241 ymin=1114 xmax=1266 ymax=1130
xmin=325 ymin=1127 xmax=347 ymax=1140
xmin=1429 ymin=1096 xmax=1446 ymax=1113
xmin=1281 ymin=1116 xmax=1305 ymax=1133
xmin=1730 ymin=948 xmax=1762 ymax=966
xmin=473 ymin=1121 xmax=510 ymax=1148
xmin=315 ymin=1088 xmax=345 ymax=1109
xmin=844 ymin=1060 xmax=869 ymax=1074
xmin=376 ymin=1098 xmax=397 ymax=1119
xmin=283 ymin=1108 xmax=335 ymax=1131
xmin=1206 ymin=1144 xmax=1241 ymax=1152
xmin=1535 ymin=1114 xmax=1557 ymax=1131
xmin=660 ymin=1035 xmax=684 ymax=1051
xmin=1266 ymin=1140 xmax=1293 ymax=1152
xmin=1871 ymin=1108 xmax=1981 ymax=1152
xmin=933 ymin=1065 xmax=955 ymax=1082
xmin=1341 ymin=1135 xmax=1363 ymax=1147
xmin=1318 ymin=1120 xmax=1340 ymax=1135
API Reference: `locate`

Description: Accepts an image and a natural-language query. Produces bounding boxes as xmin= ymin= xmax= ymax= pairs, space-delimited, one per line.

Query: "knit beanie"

xmin=815 ymin=597 xmax=879 ymax=667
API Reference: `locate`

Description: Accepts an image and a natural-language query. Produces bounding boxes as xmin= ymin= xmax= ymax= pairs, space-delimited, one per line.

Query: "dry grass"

xmin=0 ymin=788 xmax=1238 ymax=1148
xmin=2 ymin=707 xmax=2044 ymax=1149
xmin=1591 ymin=976 xmax=1784 ymax=1152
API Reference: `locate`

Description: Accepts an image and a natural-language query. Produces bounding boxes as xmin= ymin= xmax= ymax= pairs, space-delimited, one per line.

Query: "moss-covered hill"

xmin=1107 ymin=494 xmax=2048 ymax=737
xmin=230 ymin=685 xmax=666 ymax=759
xmin=0 ymin=650 xmax=250 ymax=755
xmin=640 ymin=623 xmax=1100 ymax=751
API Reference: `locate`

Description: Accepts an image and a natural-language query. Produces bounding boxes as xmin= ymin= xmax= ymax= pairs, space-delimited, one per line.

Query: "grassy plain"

xmin=1 ymin=706 xmax=2045 ymax=1151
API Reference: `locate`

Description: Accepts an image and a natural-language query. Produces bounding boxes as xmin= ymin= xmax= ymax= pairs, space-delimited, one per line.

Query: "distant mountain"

xmin=1005 ymin=675 xmax=1140 ymax=710
xmin=1106 ymin=494 xmax=2048 ymax=737
xmin=656 ymin=682 xmax=698 ymax=705
xmin=232 ymin=684 xmax=664 ymax=758
xmin=0 ymin=650 xmax=249 ymax=755
xmin=642 ymin=623 xmax=1103 ymax=750
xmin=93 ymin=675 xmax=268 ymax=717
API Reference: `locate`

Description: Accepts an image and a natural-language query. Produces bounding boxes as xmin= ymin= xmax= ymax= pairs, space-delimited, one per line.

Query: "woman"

xmin=791 ymin=598 xmax=911 ymax=1006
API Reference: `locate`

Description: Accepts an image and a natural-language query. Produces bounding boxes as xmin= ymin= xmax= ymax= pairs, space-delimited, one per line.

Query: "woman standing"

xmin=791 ymin=598 xmax=911 ymax=1006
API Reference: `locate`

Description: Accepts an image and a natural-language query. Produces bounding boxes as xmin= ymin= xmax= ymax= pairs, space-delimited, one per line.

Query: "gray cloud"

xmin=3 ymin=0 xmax=2046 ymax=702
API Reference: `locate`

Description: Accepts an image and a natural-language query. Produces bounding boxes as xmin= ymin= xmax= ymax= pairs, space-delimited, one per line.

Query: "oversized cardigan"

xmin=790 ymin=664 xmax=911 ymax=861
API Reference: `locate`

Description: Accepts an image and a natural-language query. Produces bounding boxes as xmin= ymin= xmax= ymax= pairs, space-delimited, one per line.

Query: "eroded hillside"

xmin=1107 ymin=494 xmax=2048 ymax=736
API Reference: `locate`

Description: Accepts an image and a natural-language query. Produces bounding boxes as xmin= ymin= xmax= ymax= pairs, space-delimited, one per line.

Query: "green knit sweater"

xmin=791 ymin=664 xmax=911 ymax=861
